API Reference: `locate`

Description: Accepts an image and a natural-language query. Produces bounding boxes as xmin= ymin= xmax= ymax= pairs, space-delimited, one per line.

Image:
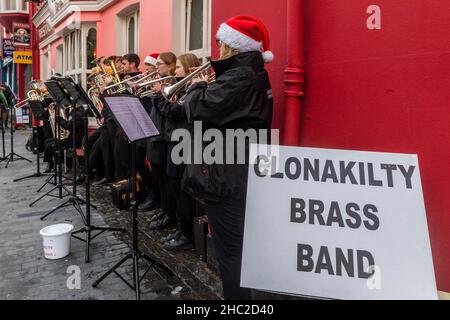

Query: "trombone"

xmin=104 ymin=71 xmax=158 ymax=92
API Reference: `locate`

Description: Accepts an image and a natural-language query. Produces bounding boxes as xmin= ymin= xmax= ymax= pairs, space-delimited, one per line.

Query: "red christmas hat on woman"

xmin=216 ymin=15 xmax=274 ymax=63
xmin=144 ymin=53 xmax=160 ymax=66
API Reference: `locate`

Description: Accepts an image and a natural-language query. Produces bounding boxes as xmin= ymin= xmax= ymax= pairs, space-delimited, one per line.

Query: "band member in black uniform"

xmin=155 ymin=53 xmax=200 ymax=250
xmin=138 ymin=53 xmax=161 ymax=210
xmin=182 ymin=16 xmax=274 ymax=300
xmin=0 ymin=85 xmax=14 ymax=129
xmin=43 ymin=105 xmax=85 ymax=172
xmin=143 ymin=53 xmax=159 ymax=74
xmin=145 ymin=52 xmax=177 ymax=229
xmin=113 ymin=53 xmax=144 ymax=181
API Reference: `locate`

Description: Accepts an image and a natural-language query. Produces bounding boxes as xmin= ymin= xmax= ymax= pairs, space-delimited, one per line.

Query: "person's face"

xmin=145 ymin=64 xmax=157 ymax=73
xmin=122 ymin=60 xmax=131 ymax=73
xmin=175 ymin=60 xmax=187 ymax=78
xmin=157 ymin=57 xmax=170 ymax=76
xmin=114 ymin=59 xmax=123 ymax=71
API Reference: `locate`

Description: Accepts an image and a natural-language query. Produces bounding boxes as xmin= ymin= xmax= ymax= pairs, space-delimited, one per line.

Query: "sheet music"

xmin=104 ymin=96 xmax=159 ymax=143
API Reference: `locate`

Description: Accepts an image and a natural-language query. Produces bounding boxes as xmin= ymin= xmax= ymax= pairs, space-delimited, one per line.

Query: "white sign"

xmin=241 ymin=145 xmax=437 ymax=300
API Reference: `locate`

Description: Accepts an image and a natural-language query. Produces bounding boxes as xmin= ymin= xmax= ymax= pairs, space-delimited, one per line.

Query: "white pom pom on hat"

xmin=216 ymin=15 xmax=275 ymax=64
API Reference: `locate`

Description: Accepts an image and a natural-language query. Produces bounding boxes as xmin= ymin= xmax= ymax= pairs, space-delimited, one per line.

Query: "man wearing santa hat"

xmin=144 ymin=53 xmax=160 ymax=74
xmin=183 ymin=15 xmax=274 ymax=300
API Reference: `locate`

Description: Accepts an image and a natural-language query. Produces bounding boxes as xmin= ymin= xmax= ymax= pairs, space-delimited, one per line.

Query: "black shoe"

xmin=147 ymin=209 xmax=165 ymax=224
xmin=76 ymin=175 xmax=85 ymax=184
xmin=160 ymin=230 xmax=182 ymax=244
xmin=92 ymin=177 xmax=112 ymax=187
xmin=162 ymin=235 xmax=193 ymax=251
xmin=139 ymin=197 xmax=161 ymax=212
xmin=43 ymin=163 xmax=54 ymax=173
xmin=148 ymin=215 xmax=176 ymax=231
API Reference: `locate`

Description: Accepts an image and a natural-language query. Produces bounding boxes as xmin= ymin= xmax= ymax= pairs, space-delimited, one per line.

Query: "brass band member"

xmin=144 ymin=53 xmax=159 ymax=74
xmin=144 ymin=52 xmax=177 ymax=229
xmin=113 ymin=53 xmax=142 ymax=181
xmin=156 ymin=53 xmax=201 ymax=251
xmin=44 ymin=105 xmax=84 ymax=173
xmin=0 ymin=86 xmax=10 ymax=130
xmin=182 ymin=16 xmax=274 ymax=300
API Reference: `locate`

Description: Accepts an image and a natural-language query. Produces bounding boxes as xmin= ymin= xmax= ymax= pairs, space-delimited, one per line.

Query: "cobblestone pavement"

xmin=0 ymin=128 xmax=202 ymax=300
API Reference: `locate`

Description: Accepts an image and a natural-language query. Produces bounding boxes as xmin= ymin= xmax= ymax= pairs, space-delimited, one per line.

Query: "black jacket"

xmin=57 ymin=107 xmax=85 ymax=148
xmin=155 ymin=83 xmax=191 ymax=140
xmin=182 ymin=51 xmax=273 ymax=202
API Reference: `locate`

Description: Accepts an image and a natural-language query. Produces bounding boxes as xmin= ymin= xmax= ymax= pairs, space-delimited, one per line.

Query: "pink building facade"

xmin=32 ymin=0 xmax=212 ymax=88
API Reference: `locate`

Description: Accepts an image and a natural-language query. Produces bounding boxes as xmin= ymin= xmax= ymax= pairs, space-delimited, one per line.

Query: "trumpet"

xmin=161 ymin=62 xmax=212 ymax=104
xmin=135 ymin=76 xmax=177 ymax=98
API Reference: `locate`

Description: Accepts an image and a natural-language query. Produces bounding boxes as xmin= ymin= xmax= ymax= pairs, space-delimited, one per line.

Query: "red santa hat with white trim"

xmin=144 ymin=53 xmax=159 ymax=67
xmin=216 ymin=15 xmax=274 ymax=63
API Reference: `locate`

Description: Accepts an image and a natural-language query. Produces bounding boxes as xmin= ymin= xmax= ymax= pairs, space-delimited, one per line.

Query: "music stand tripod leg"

xmin=70 ymin=107 xmax=125 ymax=263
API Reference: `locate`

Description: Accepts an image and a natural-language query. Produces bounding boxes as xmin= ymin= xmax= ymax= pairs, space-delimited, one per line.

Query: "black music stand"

xmin=92 ymin=95 xmax=173 ymax=300
xmin=39 ymin=77 xmax=95 ymax=221
xmin=59 ymin=76 xmax=124 ymax=263
xmin=14 ymin=100 xmax=49 ymax=182
xmin=30 ymin=80 xmax=73 ymax=209
xmin=1 ymin=85 xmax=32 ymax=168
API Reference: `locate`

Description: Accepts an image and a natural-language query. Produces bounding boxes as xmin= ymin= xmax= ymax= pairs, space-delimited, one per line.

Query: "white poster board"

xmin=241 ymin=145 xmax=437 ymax=300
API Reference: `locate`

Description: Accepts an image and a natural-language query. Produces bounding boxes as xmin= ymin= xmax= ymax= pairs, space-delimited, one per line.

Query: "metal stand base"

xmin=92 ymin=250 xmax=173 ymax=300
xmin=72 ymin=226 xmax=126 ymax=263
xmin=1 ymin=152 xmax=32 ymax=168
xmin=40 ymin=194 xmax=97 ymax=221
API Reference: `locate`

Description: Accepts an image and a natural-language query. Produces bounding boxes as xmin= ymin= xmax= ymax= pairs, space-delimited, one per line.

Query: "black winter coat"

xmin=182 ymin=51 xmax=273 ymax=202
xmin=57 ymin=107 xmax=85 ymax=148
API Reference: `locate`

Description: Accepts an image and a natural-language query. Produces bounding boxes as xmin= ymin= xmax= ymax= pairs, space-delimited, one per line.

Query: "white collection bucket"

xmin=39 ymin=224 xmax=74 ymax=260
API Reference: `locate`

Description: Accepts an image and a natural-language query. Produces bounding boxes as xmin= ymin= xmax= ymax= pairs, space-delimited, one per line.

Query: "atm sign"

xmin=13 ymin=51 xmax=32 ymax=64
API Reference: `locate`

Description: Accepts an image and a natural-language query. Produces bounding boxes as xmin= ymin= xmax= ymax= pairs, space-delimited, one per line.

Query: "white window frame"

xmin=0 ymin=0 xmax=29 ymax=13
xmin=62 ymin=24 xmax=96 ymax=89
xmin=125 ymin=11 xmax=139 ymax=54
xmin=173 ymin=0 xmax=211 ymax=60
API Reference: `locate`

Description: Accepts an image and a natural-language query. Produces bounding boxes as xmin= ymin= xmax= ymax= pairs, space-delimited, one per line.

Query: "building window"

xmin=173 ymin=0 xmax=211 ymax=60
xmin=86 ymin=28 xmax=97 ymax=70
xmin=126 ymin=12 xmax=139 ymax=54
xmin=62 ymin=25 xmax=95 ymax=88
xmin=0 ymin=0 xmax=28 ymax=13
xmin=116 ymin=4 xmax=139 ymax=56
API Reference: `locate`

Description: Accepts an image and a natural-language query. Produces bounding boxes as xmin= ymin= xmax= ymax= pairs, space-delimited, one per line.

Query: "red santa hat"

xmin=144 ymin=53 xmax=159 ymax=66
xmin=216 ymin=15 xmax=274 ymax=63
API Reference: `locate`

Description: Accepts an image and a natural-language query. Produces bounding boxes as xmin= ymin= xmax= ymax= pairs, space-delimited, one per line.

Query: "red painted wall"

xmin=301 ymin=0 xmax=450 ymax=292
xmin=212 ymin=0 xmax=288 ymax=135
xmin=214 ymin=0 xmax=450 ymax=292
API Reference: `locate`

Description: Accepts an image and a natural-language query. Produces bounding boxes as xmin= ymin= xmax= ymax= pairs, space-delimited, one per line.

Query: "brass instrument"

xmin=104 ymin=58 xmax=127 ymax=94
xmin=87 ymin=86 xmax=104 ymax=126
xmin=104 ymin=70 xmax=159 ymax=92
xmin=135 ymin=76 xmax=177 ymax=98
xmin=48 ymin=103 xmax=71 ymax=140
xmin=15 ymin=80 xmax=52 ymax=108
xmin=161 ymin=62 xmax=212 ymax=104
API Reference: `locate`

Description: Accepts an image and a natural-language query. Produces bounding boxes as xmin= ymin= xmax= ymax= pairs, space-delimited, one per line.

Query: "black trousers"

xmin=136 ymin=143 xmax=152 ymax=191
xmin=167 ymin=176 xmax=194 ymax=239
xmin=152 ymin=163 xmax=172 ymax=220
xmin=205 ymin=197 xmax=252 ymax=300
xmin=85 ymin=126 xmax=115 ymax=180
xmin=114 ymin=131 xmax=131 ymax=181
xmin=44 ymin=138 xmax=73 ymax=164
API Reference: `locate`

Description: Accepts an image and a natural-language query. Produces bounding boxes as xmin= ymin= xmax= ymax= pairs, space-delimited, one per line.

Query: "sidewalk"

xmin=0 ymin=129 xmax=201 ymax=300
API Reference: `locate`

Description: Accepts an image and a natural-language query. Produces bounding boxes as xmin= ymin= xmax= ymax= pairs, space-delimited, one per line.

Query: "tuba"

xmin=87 ymin=86 xmax=104 ymax=125
xmin=48 ymin=104 xmax=71 ymax=140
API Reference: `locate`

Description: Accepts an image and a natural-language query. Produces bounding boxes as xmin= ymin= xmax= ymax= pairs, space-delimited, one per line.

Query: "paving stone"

xmin=0 ymin=129 xmax=218 ymax=300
